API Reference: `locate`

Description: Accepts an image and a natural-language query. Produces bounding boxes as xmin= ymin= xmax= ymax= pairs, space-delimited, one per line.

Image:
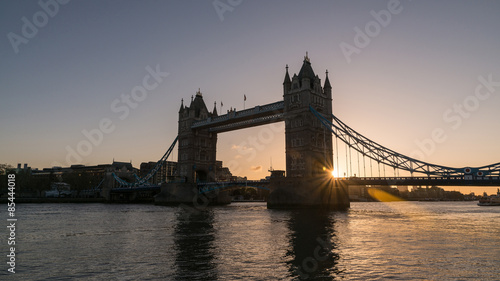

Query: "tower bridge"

xmin=176 ymin=54 xmax=334 ymax=185
xmin=160 ymin=53 xmax=347 ymax=209
xmin=112 ymin=54 xmax=500 ymax=209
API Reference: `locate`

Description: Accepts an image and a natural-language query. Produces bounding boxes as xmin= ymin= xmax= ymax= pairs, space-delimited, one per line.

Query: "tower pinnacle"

xmin=179 ymin=98 xmax=184 ymax=113
xmin=212 ymin=101 xmax=218 ymax=116
xmin=324 ymin=69 xmax=331 ymax=89
xmin=283 ymin=64 xmax=291 ymax=85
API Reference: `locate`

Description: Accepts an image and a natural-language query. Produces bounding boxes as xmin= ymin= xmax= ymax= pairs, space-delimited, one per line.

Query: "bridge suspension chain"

xmin=309 ymin=106 xmax=500 ymax=177
xmin=113 ymin=136 xmax=178 ymax=187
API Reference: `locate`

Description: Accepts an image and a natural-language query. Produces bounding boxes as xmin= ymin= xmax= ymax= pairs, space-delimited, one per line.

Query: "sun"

xmin=331 ymin=169 xmax=337 ymax=178
xmin=324 ymin=167 xmax=338 ymax=177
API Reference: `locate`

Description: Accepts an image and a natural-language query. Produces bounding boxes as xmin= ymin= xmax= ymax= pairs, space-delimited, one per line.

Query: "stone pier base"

xmin=267 ymin=177 xmax=350 ymax=210
xmin=154 ymin=182 xmax=231 ymax=206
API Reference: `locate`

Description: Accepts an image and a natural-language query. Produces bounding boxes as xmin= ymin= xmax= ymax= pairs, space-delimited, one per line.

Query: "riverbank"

xmin=0 ymin=197 xmax=105 ymax=203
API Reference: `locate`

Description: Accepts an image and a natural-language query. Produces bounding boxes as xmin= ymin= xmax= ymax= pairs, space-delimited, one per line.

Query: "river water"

xmin=2 ymin=201 xmax=499 ymax=280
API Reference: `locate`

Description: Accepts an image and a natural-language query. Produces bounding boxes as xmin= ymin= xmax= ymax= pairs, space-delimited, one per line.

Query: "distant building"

xmin=31 ymin=161 xmax=138 ymax=189
xmin=348 ymin=185 xmax=368 ymax=201
xmin=397 ymin=186 xmax=409 ymax=193
xmin=139 ymin=159 xmax=234 ymax=183
xmin=215 ymin=160 xmax=232 ymax=181
xmin=139 ymin=161 xmax=177 ymax=184
xmin=16 ymin=163 xmax=31 ymax=174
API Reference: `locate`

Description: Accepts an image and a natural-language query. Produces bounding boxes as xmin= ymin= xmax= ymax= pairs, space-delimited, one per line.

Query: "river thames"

xmin=2 ymin=201 xmax=499 ymax=280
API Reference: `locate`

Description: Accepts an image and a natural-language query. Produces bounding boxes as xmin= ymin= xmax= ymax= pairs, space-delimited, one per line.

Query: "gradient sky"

xmin=1 ymin=1 xmax=500 ymax=194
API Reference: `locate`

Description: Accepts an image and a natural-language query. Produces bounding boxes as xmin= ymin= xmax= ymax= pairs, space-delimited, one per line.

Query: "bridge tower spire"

xmin=324 ymin=70 xmax=332 ymax=115
xmin=283 ymin=64 xmax=291 ymax=95
xmin=212 ymin=101 xmax=218 ymax=116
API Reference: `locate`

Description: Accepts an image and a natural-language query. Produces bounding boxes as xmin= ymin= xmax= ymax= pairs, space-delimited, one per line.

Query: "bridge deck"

xmin=342 ymin=176 xmax=500 ymax=186
xmin=198 ymin=180 xmax=270 ymax=187
xmin=191 ymin=101 xmax=284 ymax=133
xmin=199 ymin=176 xmax=500 ymax=187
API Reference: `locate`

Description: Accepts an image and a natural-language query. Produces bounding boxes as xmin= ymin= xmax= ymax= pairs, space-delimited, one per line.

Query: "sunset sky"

xmin=1 ymin=1 xmax=500 ymax=194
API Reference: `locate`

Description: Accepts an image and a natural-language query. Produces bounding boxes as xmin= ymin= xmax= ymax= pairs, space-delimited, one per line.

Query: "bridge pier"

xmin=101 ymin=172 xmax=115 ymax=201
xmin=267 ymin=177 xmax=349 ymax=210
xmin=154 ymin=182 xmax=231 ymax=206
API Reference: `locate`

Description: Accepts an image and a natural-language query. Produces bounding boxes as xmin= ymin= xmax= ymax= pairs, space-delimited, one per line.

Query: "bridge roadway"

xmin=191 ymin=101 xmax=284 ymax=133
xmin=197 ymin=176 xmax=500 ymax=191
xmin=198 ymin=180 xmax=271 ymax=193
xmin=111 ymin=176 xmax=500 ymax=195
xmin=342 ymin=176 xmax=500 ymax=186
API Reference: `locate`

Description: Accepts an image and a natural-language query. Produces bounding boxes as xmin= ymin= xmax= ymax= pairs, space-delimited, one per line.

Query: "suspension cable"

xmin=357 ymin=151 xmax=360 ymax=177
xmin=345 ymin=142 xmax=349 ymax=177
xmin=349 ymin=145 xmax=353 ymax=177
xmin=363 ymin=154 xmax=366 ymax=177
xmin=336 ymin=137 xmax=339 ymax=177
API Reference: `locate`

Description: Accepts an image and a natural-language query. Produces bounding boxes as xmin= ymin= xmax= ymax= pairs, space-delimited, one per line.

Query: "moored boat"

xmin=478 ymin=189 xmax=500 ymax=206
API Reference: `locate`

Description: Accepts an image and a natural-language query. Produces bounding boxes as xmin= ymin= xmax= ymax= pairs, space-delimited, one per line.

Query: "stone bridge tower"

xmin=177 ymin=90 xmax=218 ymax=183
xmin=269 ymin=54 xmax=348 ymax=209
xmin=283 ymin=53 xmax=333 ymax=177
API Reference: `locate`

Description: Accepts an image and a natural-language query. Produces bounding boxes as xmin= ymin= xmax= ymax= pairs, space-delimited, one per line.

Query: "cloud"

xmin=231 ymin=144 xmax=253 ymax=151
xmin=234 ymin=155 xmax=242 ymax=159
xmin=250 ymin=165 xmax=262 ymax=172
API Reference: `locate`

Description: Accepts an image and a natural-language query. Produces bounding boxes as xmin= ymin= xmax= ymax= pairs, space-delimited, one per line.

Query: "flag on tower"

xmin=244 ymin=94 xmax=246 ymax=101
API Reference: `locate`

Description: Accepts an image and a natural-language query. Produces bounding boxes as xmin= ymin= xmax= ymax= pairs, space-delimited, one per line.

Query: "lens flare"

xmin=367 ymin=188 xmax=404 ymax=202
